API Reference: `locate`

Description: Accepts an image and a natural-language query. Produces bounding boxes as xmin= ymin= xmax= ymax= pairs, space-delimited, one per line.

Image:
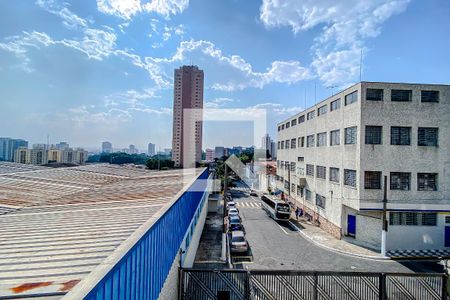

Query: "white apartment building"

xmin=276 ymin=82 xmax=450 ymax=254
xmin=14 ymin=148 xmax=88 ymax=165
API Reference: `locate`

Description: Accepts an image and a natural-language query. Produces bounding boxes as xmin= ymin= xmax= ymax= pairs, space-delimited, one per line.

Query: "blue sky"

xmin=0 ymin=0 xmax=449 ymax=151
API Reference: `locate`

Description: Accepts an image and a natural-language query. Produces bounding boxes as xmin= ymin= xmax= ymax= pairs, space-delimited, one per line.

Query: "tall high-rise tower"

xmin=171 ymin=66 xmax=204 ymax=168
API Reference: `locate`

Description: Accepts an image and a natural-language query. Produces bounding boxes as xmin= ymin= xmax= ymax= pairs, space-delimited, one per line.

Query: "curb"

xmin=288 ymin=221 xmax=391 ymax=261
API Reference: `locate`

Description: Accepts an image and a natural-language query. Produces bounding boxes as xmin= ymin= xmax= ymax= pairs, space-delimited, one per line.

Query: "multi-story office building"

xmin=276 ymin=82 xmax=449 ymax=253
xmin=48 ymin=148 xmax=62 ymax=163
xmin=56 ymin=142 xmax=69 ymax=150
xmin=261 ymin=134 xmax=276 ymax=158
xmin=270 ymin=141 xmax=277 ymax=159
xmin=15 ymin=147 xmax=29 ymax=164
xmin=30 ymin=148 xmax=48 ymax=165
xmin=214 ymin=146 xmax=225 ymax=159
xmin=102 ymin=141 xmax=112 ymax=153
xmin=148 ymin=143 xmax=156 ymax=156
xmin=171 ymin=65 xmax=204 ymax=168
xmin=0 ymin=138 xmax=28 ymax=161
xmin=205 ymin=149 xmax=214 ymax=161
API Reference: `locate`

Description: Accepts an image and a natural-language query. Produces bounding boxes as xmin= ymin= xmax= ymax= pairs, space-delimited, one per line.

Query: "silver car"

xmin=230 ymin=231 xmax=249 ymax=253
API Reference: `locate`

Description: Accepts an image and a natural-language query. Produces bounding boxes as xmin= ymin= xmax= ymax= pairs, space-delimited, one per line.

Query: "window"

xmin=307 ymin=135 xmax=315 ymax=147
xmin=305 ymin=189 xmax=312 ymax=201
xmin=330 ymin=167 xmax=340 ymax=183
xmin=318 ymin=105 xmax=327 ymax=116
xmin=297 ymin=186 xmax=304 ymax=197
xmin=278 ymin=126 xmax=281 ymax=131
xmin=290 ymin=162 xmax=296 ymax=172
xmin=281 ymin=141 xmax=284 ymax=149
xmin=390 ymin=172 xmax=410 ymax=190
xmin=345 ymin=126 xmax=357 ymax=144
xmin=291 ymin=138 xmax=297 ymax=149
xmin=282 ymin=124 xmax=285 ymax=130
xmin=330 ymin=99 xmax=341 ymax=111
xmin=330 ymin=130 xmax=340 ymax=146
xmin=418 ymin=127 xmax=438 ymax=146
xmin=345 ymin=91 xmax=358 ymax=105
xmin=418 ymin=173 xmax=437 ymax=191
xmin=316 ymin=194 xmax=326 ymax=209
xmin=366 ymin=89 xmax=384 ymax=101
xmin=421 ymin=90 xmax=439 ymax=103
xmin=365 ymin=126 xmax=382 ymax=145
xmin=285 ymin=140 xmax=290 ymax=149
xmin=364 ymin=171 xmax=382 ymax=189
xmin=300 ymin=137 xmax=305 ymax=147
xmin=291 ymin=183 xmax=296 ymax=193
xmin=291 ymin=119 xmax=297 ymax=126
xmin=391 ymin=89 xmax=412 ymax=102
xmin=277 ymin=141 xmax=280 ymax=149
xmin=391 ymin=127 xmax=411 ymax=145
xmin=286 ymin=122 xmax=290 ymax=129
xmin=297 ymin=156 xmax=304 ymax=162
xmin=390 ymin=212 xmax=437 ymax=226
xmin=306 ymin=164 xmax=314 ymax=176
xmin=344 ymin=169 xmax=357 ymax=187
xmin=317 ymin=132 xmax=327 ymax=147
xmin=316 ymin=166 xmax=326 ymax=179
xmin=298 ymin=115 xmax=305 ymax=123
xmin=307 ymin=111 xmax=315 ymax=120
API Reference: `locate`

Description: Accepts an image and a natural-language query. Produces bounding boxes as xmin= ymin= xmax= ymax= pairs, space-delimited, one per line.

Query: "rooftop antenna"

xmin=359 ymin=48 xmax=363 ymax=82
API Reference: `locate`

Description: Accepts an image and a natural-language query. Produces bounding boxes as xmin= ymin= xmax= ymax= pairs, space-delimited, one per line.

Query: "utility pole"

xmin=288 ymin=163 xmax=291 ymax=197
xmin=381 ymin=175 xmax=388 ymax=256
xmin=223 ymin=162 xmax=228 ymax=233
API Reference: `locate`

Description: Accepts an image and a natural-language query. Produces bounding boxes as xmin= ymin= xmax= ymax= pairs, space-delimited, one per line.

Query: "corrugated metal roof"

xmin=0 ymin=163 xmax=201 ymax=299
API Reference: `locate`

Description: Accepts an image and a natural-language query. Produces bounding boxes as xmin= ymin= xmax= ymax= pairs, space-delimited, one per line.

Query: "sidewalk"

xmin=193 ymin=197 xmax=227 ymax=269
xmin=289 ymin=217 xmax=387 ymax=260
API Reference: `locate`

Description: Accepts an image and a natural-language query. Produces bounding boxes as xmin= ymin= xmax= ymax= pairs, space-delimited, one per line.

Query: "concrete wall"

xmin=386 ymin=213 xmax=449 ymax=250
xmin=276 ymin=83 xmax=362 ymax=230
xmin=360 ymin=82 xmax=450 ymax=210
xmin=355 ymin=211 xmax=382 ymax=250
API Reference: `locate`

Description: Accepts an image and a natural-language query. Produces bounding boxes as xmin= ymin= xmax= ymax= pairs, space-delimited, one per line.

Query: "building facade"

xmin=205 ymin=148 xmax=214 ymax=161
xmin=172 ymin=66 xmax=204 ymax=168
xmin=276 ymin=82 xmax=450 ymax=253
xmin=14 ymin=147 xmax=88 ymax=165
xmin=148 ymin=143 xmax=156 ymax=156
xmin=0 ymin=138 xmax=28 ymax=161
xmin=102 ymin=141 xmax=112 ymax=153
xmin=214 ymin=146 xmax=225 ymax=159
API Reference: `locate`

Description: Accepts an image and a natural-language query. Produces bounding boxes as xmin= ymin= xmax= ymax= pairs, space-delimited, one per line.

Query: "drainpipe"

xmin=381 ymin=176 xmax=388 ymax=256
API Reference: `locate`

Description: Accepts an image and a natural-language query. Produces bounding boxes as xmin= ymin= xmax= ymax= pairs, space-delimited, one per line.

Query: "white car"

xmin=226 ymin=201 xmax=236 ymax=209
xmin=228 ymin=208 xmax=239 ymax=216
xmin=230 ymin=231 xmax=249 ymax=253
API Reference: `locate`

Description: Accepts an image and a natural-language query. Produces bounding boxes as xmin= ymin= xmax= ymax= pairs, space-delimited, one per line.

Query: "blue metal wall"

xmin=84 ymin=169 xmax=209 ymax=300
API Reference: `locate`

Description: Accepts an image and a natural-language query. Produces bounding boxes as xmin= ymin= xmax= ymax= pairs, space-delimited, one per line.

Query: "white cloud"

xmin=253 ymin=102 xmax=303 ymax=115
xmin=128 ymin=107 xmax=172 ymax=114
xmin=260 ymin=0 xmax=410 ymax=86
xmin=36 ymin=0 xmax=88 ymax=29
xmin=97 ymin=0 xmax=189 ymax=20
xmin=104 ymin=88 xmax=160 ymax=107
xmin=67 ymin=106 xmax=132 ymax=125
xmin=205 ymin=97 xmax=234 ymax=108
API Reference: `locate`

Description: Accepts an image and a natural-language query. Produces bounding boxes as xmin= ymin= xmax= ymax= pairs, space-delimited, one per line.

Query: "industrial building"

xmin=276 ymin=82 xmax=450 ymax=255
xmin=0 ymin=162 xmax=210 ymax=299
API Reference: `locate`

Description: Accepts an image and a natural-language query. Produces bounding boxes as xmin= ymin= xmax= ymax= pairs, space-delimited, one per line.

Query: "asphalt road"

xmin=229 ymin=186 xmax=443 ymax=273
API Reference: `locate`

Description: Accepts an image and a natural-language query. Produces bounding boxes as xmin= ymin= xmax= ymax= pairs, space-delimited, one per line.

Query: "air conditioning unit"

xmin=298 ymin=178 xmax=306 ymax=188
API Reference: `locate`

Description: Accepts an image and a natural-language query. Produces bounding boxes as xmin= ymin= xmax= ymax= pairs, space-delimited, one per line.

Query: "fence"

xmin=77 ymin=169 xmax=209 ymax=300
xmin=180 ymin=268 xmax=447 ymax=300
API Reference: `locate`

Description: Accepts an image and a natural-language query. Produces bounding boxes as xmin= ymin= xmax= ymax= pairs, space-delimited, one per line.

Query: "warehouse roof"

xmin=0 ymin=162 xmax=202 ymax=299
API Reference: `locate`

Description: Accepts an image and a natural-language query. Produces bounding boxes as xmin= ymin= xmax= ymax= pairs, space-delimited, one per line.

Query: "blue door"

xmin=347 ymin=215 xmax=356 ymax=237
xmin=445 ymin=227 xmax=450 ymax=247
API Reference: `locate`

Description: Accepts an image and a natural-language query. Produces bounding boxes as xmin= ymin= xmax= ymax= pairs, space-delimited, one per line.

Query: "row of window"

xmin=278 ymin=90 xmax=358 ymax=131
xmin=364 ymin=171 xmax=438 ymax=191
xmin=390 ymin=212 xmax=437 ymax=226
xmin=278 ymin=162 xmax=439 ymax=191
xmin=278 ymin=126 xmax=439 ymax=149
xmin=278 ymin=88 xmax=440 ymax=132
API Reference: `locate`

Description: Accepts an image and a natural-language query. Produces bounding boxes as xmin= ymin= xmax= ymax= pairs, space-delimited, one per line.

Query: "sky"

xmin=0 ymin=0 xmax=449 ymax=152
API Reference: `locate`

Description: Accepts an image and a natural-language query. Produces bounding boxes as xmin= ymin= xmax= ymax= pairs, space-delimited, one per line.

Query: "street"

xmin=229 ymin=185 xmax=443 ymax=273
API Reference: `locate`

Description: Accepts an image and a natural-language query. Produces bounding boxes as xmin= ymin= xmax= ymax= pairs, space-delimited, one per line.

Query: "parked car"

xmin=228 ymin=215 xmax=241 ymax=226
xmin=230 ymin=231 xmax=249 ymax=253
xmin=226 ymin=201 xmax=236 ymax=209
xmin=228 ymin=207 xmax=239 ymax=216
xmin=250 ymin=190 xmax=258 ymax=196
xmin=229 ymin=222 xmax=245 ymax=233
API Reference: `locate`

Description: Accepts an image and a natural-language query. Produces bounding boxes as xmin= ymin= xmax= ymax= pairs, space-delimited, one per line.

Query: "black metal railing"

xmin=179 ymin=268 xmax=448 ymax=300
